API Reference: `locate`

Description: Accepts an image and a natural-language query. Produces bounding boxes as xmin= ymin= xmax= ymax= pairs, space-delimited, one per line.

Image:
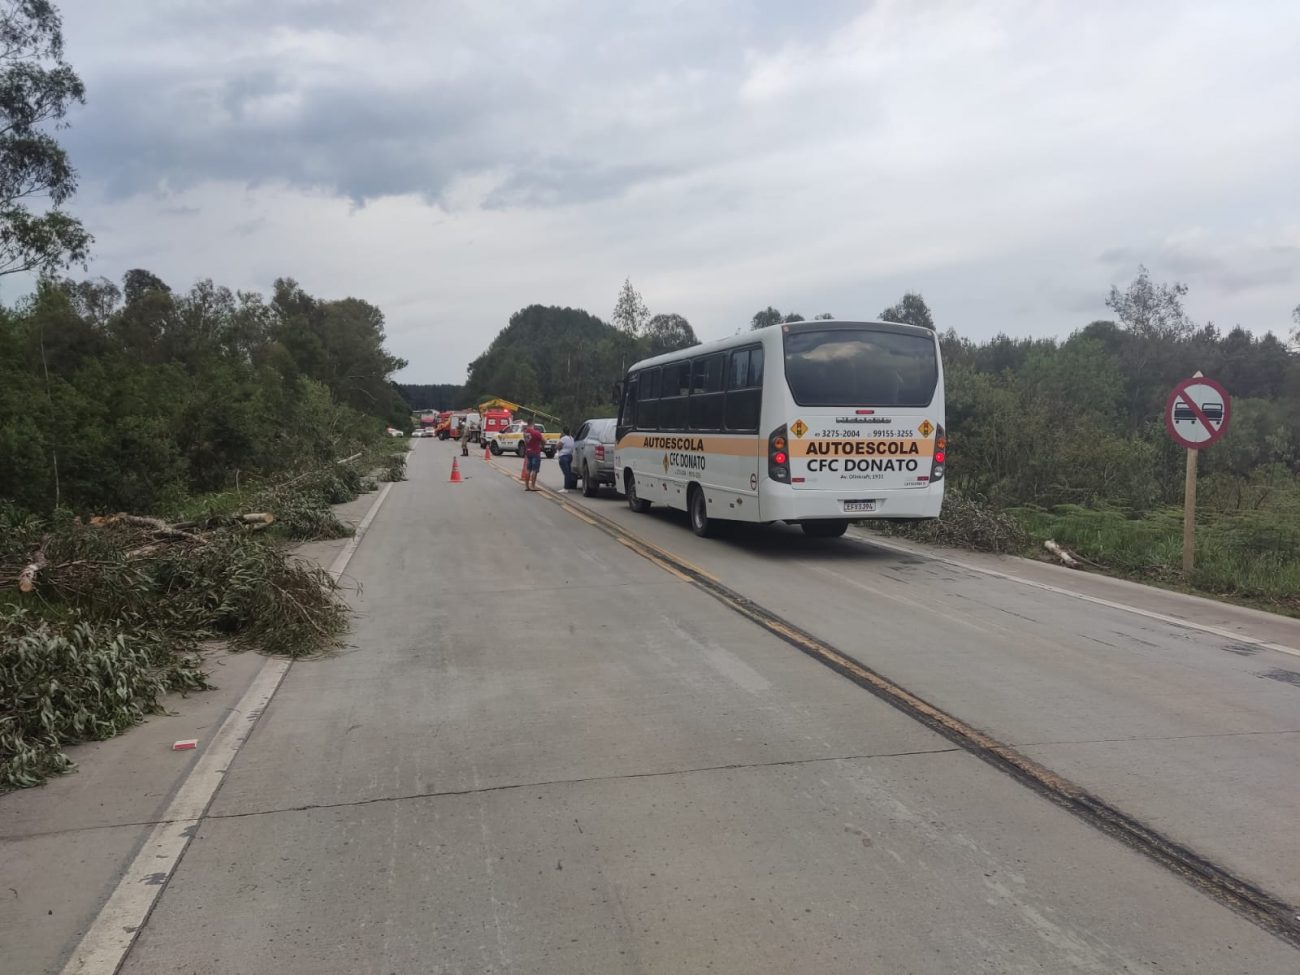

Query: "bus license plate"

xmin=843 ymin=500 xmax=876 ymax=513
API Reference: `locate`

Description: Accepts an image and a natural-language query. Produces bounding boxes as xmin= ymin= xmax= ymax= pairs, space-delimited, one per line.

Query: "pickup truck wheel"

xmin=490 ymin=441 xmax=501 ymax=455
xmin=582 ymin=462 xmax=598 ymax=497
xmin=626 ymin=473 xmax=651 ymax=513
xmin=516 ymin=443 xmax=525 ymax=457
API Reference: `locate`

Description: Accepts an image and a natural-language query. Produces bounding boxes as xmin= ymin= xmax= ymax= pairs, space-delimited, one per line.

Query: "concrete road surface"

xmin=4 ymin=439 xmax=1298 ymax=974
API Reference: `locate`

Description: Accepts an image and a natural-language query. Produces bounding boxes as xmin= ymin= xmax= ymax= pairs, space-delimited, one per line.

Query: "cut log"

xmin=116 ymin=515 xmax=206 ymax=544
xmin=1044 ymin=539 xmax=1081 ymax=568
xmin=238 ymin=512 xmax=275 ymax=525
xmin=18 ymin=547 xmax=49 ymax=593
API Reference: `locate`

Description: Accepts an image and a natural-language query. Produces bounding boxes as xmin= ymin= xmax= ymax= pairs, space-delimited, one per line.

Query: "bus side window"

xmin=620 ymin=375 xmax=638 ymax=431
xmin=725 ymin=348 xmax=762 ymax=432
xmin=689 ymin=354 xmax=726 ymax=431
xmin=660 ymin=362 xmax=690 ymax=430
xmin=636 ymin=367 xmax=660 ymax=430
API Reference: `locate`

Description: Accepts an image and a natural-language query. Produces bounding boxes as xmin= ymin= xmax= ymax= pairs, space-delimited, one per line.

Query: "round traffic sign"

xmin=1164 ymin=377 xmax=1230 ymax=449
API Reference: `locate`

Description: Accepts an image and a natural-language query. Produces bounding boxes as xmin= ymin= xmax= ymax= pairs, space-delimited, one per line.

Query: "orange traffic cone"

xmin=483 ymin=444 xmax=491 ymax=461
xmin=520 ymin=460 xmax=528 ymax=482
xmin=449 ymin=457 xmax=463 ymax=483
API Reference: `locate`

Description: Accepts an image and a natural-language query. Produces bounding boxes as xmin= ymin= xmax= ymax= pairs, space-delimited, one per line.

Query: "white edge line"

xmin=857 ymin=533 xmax=1300 ymax=659
xmin=60 ymin=481 xmax=397 ymax=975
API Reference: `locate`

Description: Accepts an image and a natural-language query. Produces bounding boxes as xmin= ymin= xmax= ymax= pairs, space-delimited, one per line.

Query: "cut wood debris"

xmin=0 ymin=445 xmax=410 ymax=791
xmin=1044 ymin=539 xmax=1083 ymax=568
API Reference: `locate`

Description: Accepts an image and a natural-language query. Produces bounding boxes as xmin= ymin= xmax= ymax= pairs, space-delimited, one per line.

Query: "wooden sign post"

xmin=1164 ymin=374 xmax=1230 ymax=573
xmin=1182 ymin=448 xmax=1197 ymax=572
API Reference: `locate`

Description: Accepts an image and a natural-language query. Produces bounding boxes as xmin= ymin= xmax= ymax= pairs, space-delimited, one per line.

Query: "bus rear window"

xmin=783 ymin=328 xmax=938 ymax=407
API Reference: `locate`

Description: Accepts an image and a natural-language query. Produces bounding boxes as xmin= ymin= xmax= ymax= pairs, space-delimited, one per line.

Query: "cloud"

xmin=51 ymin=0 xmax=1300 ymax=377
xmin=1100 ymin=227 xmax=1300 ymax=295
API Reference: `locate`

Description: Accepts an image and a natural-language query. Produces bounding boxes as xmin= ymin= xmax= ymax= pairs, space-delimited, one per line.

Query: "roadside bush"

xmin=379 ymin=453 xmax=407 ymax=482
xmin=877 ymin=491 xmax=1030 ymax=553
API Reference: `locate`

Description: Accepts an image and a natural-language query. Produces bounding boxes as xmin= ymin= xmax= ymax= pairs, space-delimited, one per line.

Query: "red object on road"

xmin=172 ymin=739 xmax=197 ymax=751
xmin=449 ymin=458 xmax=463 ymax=483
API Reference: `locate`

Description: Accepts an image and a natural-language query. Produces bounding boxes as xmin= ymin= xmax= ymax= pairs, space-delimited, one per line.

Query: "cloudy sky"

xmin=51 ymin=0 xmax=1300 ymax=381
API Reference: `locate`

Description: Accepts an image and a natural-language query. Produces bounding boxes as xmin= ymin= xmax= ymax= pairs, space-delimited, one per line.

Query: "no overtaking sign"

xmin=1164 ymin=376 xmax=1230 ymax=450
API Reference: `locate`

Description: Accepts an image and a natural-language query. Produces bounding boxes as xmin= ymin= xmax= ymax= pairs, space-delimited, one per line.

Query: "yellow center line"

xmin=562 ymin=504 xmax=599 ymax=526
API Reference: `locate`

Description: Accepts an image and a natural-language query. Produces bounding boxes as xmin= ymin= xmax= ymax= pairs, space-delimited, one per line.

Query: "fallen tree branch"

xmin=88 ymin=514 xmax=207 ymax=545
xmin=1044 ymin=539 xmax=1081 ymax=568
xmin=18 ymin=536 xmax=50 ymax=593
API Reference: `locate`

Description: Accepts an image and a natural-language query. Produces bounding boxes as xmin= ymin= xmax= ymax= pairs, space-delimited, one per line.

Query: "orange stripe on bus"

xmin=616 ymin=435 xmax=764 ymax=457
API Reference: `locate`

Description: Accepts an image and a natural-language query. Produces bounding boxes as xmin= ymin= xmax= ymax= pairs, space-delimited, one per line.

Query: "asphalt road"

xmin=6 ymin=439 xmax=1300 ymax=974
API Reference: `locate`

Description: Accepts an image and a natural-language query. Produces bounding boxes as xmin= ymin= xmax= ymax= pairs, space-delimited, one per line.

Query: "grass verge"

xmin=877 ymin=491 xmax=1300 ymax=618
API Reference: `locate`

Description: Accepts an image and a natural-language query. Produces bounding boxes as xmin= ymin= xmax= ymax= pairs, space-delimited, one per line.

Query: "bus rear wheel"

xmin=689 ymin=486 xmax=718 ymax=538
xmin=626 ymin=472 xmax=651 ymax=513
xmin=802 ymin=520 xmax=848 ymax=538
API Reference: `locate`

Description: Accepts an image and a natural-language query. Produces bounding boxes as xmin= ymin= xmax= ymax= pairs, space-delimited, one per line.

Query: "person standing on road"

xmin=460 ymin=417 xmax=471 ymax=457
xmin=556 ymin=428 xmax=576 ymax=493
xmin=523 ymin=421 xmax=545 ymax=491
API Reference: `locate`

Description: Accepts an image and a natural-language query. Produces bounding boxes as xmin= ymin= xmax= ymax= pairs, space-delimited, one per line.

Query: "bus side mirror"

xmin=612 ymin=381 xmax=623 ymax=403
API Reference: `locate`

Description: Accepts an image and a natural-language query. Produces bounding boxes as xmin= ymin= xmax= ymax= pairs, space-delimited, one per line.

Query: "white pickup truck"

xmin=492 ymin=421 xmax=558 ymax=458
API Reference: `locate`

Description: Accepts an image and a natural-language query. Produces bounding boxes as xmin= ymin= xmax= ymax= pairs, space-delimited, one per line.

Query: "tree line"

xmin=938 ymin=267 xmax=1299 ymax=512
xmin=0 ymin=273 xmax=410 ymax=514
xmin=452 ymin=270 xmax=1298 ymax=518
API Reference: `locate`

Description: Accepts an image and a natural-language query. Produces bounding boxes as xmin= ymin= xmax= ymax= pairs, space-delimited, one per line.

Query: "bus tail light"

xmin=930 ymin=425 xmax=947 ymax=482
xmin=769 ymin=424 xmax=791 ymax=483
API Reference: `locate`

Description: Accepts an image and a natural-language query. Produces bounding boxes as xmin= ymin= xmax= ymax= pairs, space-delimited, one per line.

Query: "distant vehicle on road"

xmin=433 ymin=410 xmax=453 ymax=438
xmin=614 ymin=319 xmax=946 ymax=538
xmin=386 ymin=427 xmax=405 ymax=438
xmin=573 ymin=418 xmax=618 ymax=497
xmin=409 ymin=427 xmax=429 ymax=438
xmin=478 ymin=407 xmax=513 ymax=449
xmin=495 ymin=421 xmax=558 ymax=458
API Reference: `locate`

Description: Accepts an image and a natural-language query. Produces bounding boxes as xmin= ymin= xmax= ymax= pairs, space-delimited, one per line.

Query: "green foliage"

xmin=879 ymin=292 xmax=934 ymax=331
xmin=1014 ymin=502 xmax=1300 ymax=615
xmin=379 ymin=453 xmax=407 ymax=482
xmin=941 ymin=272 xmax=1300 ymax=514
xmin=0 ymin=502 xmax=351 ymax=654
xmin=0 ymin=272 xmax=403 ymax=515
xmin=645 ymin=313 xmax=698 ymax=357
xmin=1105 ymin=264 xmax=1193 ymax=341
xmin=611 ymin=277 xmax=648 ymax=336
xmin=0 ymin=607 xmax=209 ymax=790
xmin=879 ymin=490 xmax=1029 ymax=553
xmin=464 ymin=304 xmax=641 ymax=427
xmin=0 ymin=0 xmax=92 ymax=276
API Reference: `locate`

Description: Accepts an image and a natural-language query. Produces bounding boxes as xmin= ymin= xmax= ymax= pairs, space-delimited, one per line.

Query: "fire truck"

xmin=433 ymin=411 xmax=454 ymax=439
xmin=477 ymin=399 xmax=515 ymax=449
